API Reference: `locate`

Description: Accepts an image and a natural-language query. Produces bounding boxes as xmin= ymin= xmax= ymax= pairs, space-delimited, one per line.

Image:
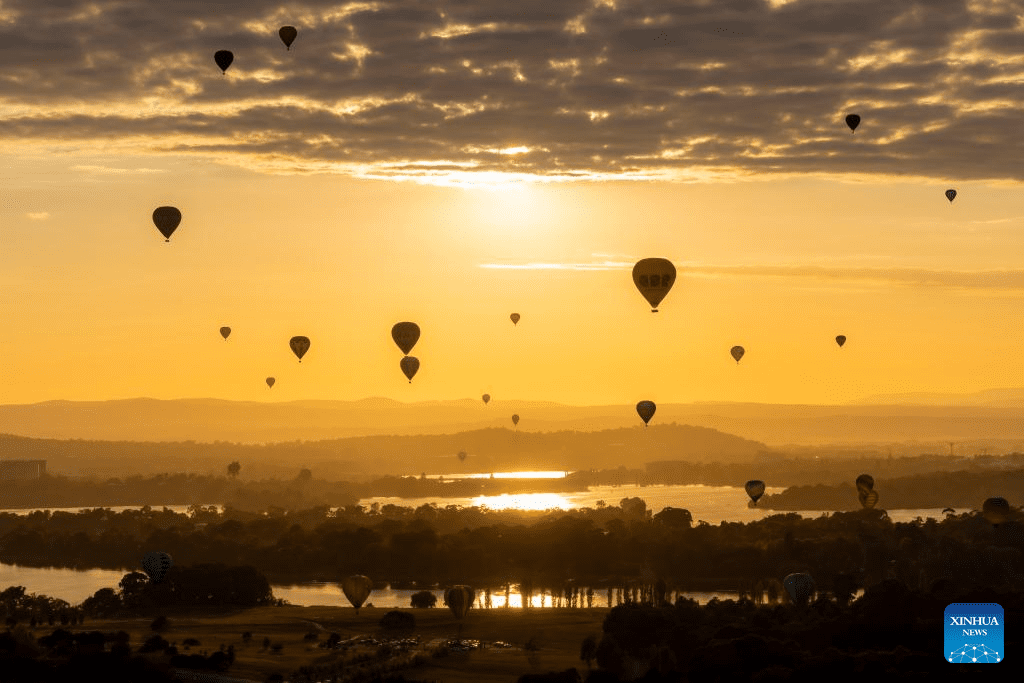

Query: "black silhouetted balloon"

xmin=636 ymin=400 xmax=656 ymax=426
xmin=214 ymin=50 xmax=234 ymax=74
xmin=745 ymin=480 xmax=765 ymax=505
xmin=945 ymin=189 xmax=957 ymax=203
xmin=512 ymin=414 xmax=519 ymax=427
xmin=783 ymin=573 xmax=814 ymax=605
xmin=482 ymin=394 xmax=490 ymax=405
xmin=290 ymin=336 xmax=310 ymax=362
xmin=836 ymin=335 xmax=847 ymax=348
xmin=152 ymin=206 xmax=181 ymax=242
xmin=266 ymin=377 xmax=275 ymax=388
xmin=279 ymin=26 xmax=297 ymax=50
xmin=392 ymin=322 xmax=420 ymax=355
xmin=983 ymin=497 xmax=1011 ymax=526
xmin=220 ymin=326 xmax=231 ymax=340
xmin=510 ymin=313 xmax=520 ymax=325
xmin=458 ymin=451 xmax=467 ymax=462
xmin=142 ymin=551 xmax=173 ymax=583
xmin=400 ymin=356 xmax=419 ymax=383
xmin=845 ymin=114 xmax=860 ymax=132
xmin=856 ymin=474 xmax=874 ymax=494
xmin=445 ymin=585 xmax=475 ymax=619
xmin=341 ymin=575 xmax=372 ymax=614
xmin=633 ymin=258 xmax=676 ymax=312
xmin=731 ymin=346 xmax=744 ymax=363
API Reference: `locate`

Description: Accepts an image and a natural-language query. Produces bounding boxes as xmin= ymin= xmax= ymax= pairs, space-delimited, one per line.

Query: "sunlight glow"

xmin=472 ymin=493 xmax=572 ymax=511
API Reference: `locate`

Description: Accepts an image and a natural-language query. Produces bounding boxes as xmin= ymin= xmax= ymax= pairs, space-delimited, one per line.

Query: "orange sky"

xmin=3 ymin=1 xmax=1024 ymax=405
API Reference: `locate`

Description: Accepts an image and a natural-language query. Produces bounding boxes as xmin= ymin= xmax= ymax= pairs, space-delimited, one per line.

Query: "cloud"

xmin=26 ymin=211 xmax=49 ymax=220
xmin=1 ymin=0 xmax=1023 ymax=184
xmin=481 ymin=259 xmax=1024 ymax=291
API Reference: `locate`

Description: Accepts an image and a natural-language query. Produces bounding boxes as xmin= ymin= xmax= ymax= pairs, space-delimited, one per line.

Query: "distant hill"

xmin=855 ymin=387 xmax=1024 ymax=406
xmin=0 ymin=424 xmax=766 ymax=479
xmin=2 ymin=396 xmax=1024 ymax=447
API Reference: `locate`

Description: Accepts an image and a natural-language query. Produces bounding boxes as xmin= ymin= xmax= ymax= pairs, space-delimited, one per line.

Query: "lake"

xmin=0 ymin=478 xmax=945 ymax=607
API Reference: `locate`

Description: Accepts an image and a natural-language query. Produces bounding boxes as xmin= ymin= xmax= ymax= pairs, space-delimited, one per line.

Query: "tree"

xmin=227 ymin=461 xmax=240 ymax=478
xmin=580 ymin=634 xmax=597 ymax=668
xmin=410 ymin=591 xmax=438 ymax=609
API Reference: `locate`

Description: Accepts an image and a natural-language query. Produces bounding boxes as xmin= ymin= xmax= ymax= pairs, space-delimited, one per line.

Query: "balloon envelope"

xmin=511 ymin=414 xmax=519 ymax=426
xmin=731 ymin=346 xmax=745 ymax=363
xmin=279 ymin=26 xmax=297 ymax=49
xmin=510 ymin=313 xmax=520 ymax=325
xmin=482 ymin=394 xmax=490 ymax=405
xmin=632 ymin=258 xmax=676 ymax=311
xmin=220 ymin=326 xmax=231 ymax=340
xmin=400 ymin=356 xmax=419 ymax=382
xmin=289 ymin=336 xmax=310 ymax=361
xmin=945 ymin=189 xmax=957 ymax=203
xmin=859 ymin=489 xmax=879 ymax=509
xmin=983 ymin=497 xmax=1011 ymax=525
xmin=266 ymin=377 xmax=275 ymax=388
xmin=745 ymin=480 xmax=765 ymax=504
xmin=142 ymin=551 xmax=173 ymax=583
xmin=214 ymin=50 xmax=233 ymax=73
xmin=152 ymin=206 xmax=181 ymax=241
xmin=845 ymin=114 xmax=860 ymax=131
xmin=445 ymin=585 xmax=475 ymax=619
xmin=836 ymin=335 xmax=847 ymax=348
xmin=341 ymin=575 xmax=373 ymax=611
xmin=458 ymin=451 xmax=467 ymax=462
xmin=392 ymin=322 xmax=420 ymax=355
xmin=783 ymin=573 xmax=814 ymax=605
xmin=636 ymin=400 xmax=656 ymax=425
xmin=855 ymin=474 xmax=874 ymax=493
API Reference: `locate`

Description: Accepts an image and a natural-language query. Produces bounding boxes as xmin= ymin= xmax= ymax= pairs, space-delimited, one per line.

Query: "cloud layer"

xmin=2 ymin=0 xmax=1022 ymax=183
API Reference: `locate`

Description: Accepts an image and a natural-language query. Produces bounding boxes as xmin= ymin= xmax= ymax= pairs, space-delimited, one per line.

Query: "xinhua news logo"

xmin=945 ymin=603 xmax=1004 ymax=663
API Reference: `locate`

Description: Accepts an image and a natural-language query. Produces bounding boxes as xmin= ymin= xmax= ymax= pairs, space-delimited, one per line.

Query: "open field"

xmin=85 ymin=605 xmax=607 ymax=682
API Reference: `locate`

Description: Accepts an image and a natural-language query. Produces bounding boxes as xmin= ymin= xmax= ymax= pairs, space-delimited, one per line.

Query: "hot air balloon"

xmin=152 ymin=206 xmax=181 ymax=242
xmin=510 ymin=313 xmax=520 ymax=325
xmin=445 ymin=585 xmax=475 ymax=619
xmin=745 ymin=480 xmax=765 ymax=505
xmin=859 ymin=489 xmax=879 ymax=509
xmin=400 ymin=356 xmax=419 ymax=382
xmin=942 ymin=507 xmax=955 ymax=515
xmin=783 ymin=573 xmax=815 ymax=606
xmin=279 ymin=26 xmax=297 ymax=50
xmin=512 ymin=414 xmax=519 ymax=427
xmin=731 ymin=346 xmax=745 ymax=363
xmin=214 ymin=50 xmax=234 ymax=74
xmin=220 ymin=326 xmax=231 ymax=340
xmin=836 ymin=335 xmax=847 ymax=348
xmin=458 ymin=451 xmax=467 ymax=462
xmin=632 ymin=258 xmax=676 ymax=312
xmin=341 ymin=575 xmax=373 ymax=614
xmin=266 ymin=377 xmax=275 ymax=388
xmin=289 ymin=336 xmax=310 ymax=362
xmin=945 ymin=189 xmax=957 ymax=203
xmin=845 ymin=114 xmax=860 ymax=132
xmin=482 ymin=394 xmax=490 ymax=405
xmin=392 ymin=322 xmax=420 ymax=355
xmin=983 ymin=497 xmax=1011 ymax=526
xmin=855 ymin=474 xmax=874 ymax=494
xmin=142 ymin=552 xmax=173 ymax=583
xmin=636 ymin=400 xmax=656 ymax=426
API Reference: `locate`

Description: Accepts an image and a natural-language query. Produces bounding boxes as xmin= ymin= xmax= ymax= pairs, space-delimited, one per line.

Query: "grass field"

xmin=83 ymin=605 xmax=608 ymax=682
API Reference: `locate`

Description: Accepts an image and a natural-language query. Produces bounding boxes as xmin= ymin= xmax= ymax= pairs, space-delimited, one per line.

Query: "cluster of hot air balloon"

xmin=392 ymin=322 xmax=421 ymax=383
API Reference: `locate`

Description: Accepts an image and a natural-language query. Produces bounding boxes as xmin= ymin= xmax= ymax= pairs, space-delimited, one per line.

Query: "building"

xmin=0 ymin=460 xmax=47 ymax=480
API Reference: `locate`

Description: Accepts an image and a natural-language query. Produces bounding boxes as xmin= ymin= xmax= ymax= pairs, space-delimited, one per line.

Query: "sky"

xmin=3 ymin=0 xmax=1024 ymax=406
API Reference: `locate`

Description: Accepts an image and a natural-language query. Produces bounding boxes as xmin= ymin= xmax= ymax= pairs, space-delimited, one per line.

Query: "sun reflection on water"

xmin=471 ymin=493 xmax=572 ymax=511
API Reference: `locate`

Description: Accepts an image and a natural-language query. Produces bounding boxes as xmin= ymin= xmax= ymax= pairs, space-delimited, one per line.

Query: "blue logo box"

xmin=945 ymin=603 xmax=1004 ymax=663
